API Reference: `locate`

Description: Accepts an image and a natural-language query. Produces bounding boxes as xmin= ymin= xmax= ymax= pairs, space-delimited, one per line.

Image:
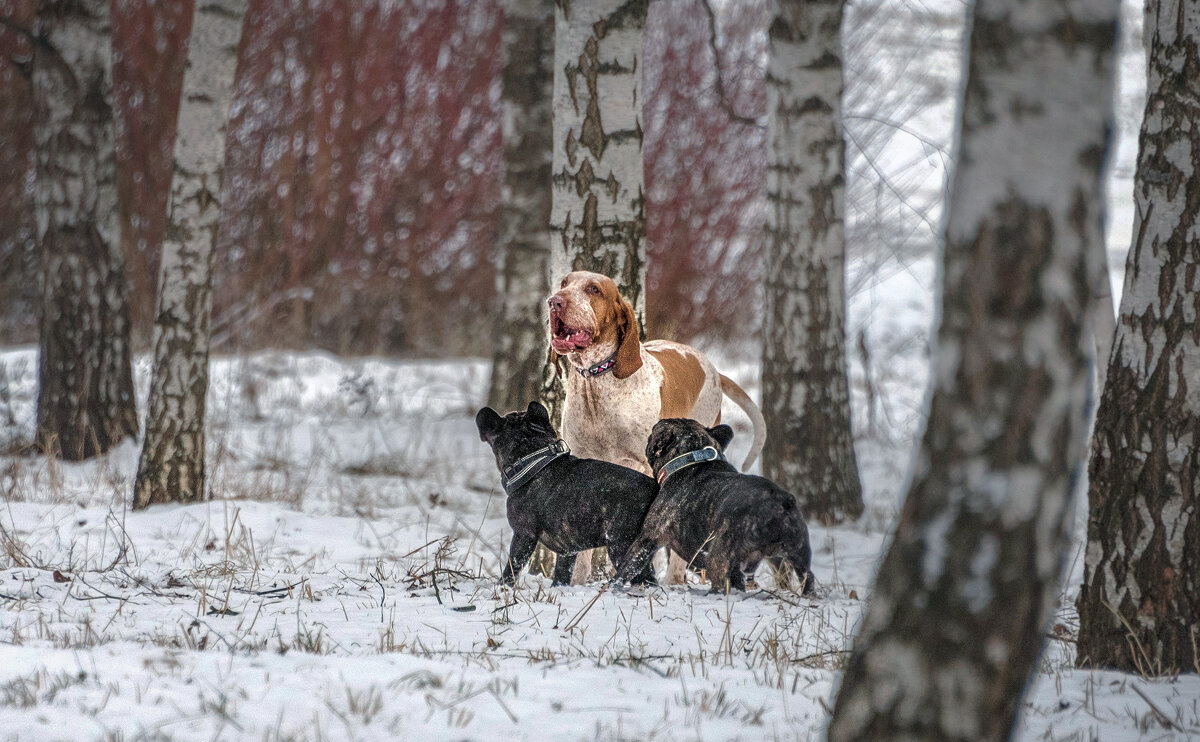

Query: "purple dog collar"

xmin=579 ymin=352 xmax=618 ymax=378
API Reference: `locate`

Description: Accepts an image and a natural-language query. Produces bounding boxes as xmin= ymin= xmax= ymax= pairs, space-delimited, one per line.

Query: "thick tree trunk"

xmin=827 ymin=0 xmax=1119 ymax=738
xmin=548 ymin=0 xmax=648 ymax=583
xmin=547 ymin=0 xmax=647 ymax=326
xmin=33 ymin=0 xmax=139 ymax=460
xmin=133 ymin=0 xmax=245 ymax=509
xmin=488 ymin=0 xmax=554 ymax=416
xmin=761 ymin=0 xmax=862 ymax=525
xmin=1076 ymin=0 xmax=1200 ymax=676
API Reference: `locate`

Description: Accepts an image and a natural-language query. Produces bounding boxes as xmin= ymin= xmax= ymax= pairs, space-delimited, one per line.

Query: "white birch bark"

xmin=1076 ymin=0 xmax=1200 ymax=675
xmin=488 ymin=0 xmax=554 ymax=416
xmin=827 ymin=0 xmax=1119 ymax=737
xmin=547 ymin=0 xmax=648 ymax=584
xmin=33 ymin=0 xmax=139 ymax=460
xmin=134 ymin=0 xmax=246 ymax=508
xmin=547 ymin=0 xmax=647 ymax=319
xmin=1092 ymin=259 xmax=1116 ymax=395
xmin=761 ymin=0 xmax=863 ymax=525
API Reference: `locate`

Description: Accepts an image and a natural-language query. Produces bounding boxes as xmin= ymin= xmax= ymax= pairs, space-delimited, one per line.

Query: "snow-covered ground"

xmin=1 ymin=335 xmax=1196 ymax=741
xmin=2 ymin=1 xmax=1192 ymax=740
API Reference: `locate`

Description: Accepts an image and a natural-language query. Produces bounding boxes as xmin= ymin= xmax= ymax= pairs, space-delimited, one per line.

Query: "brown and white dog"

xmin=547 ymin=271 xmax=767 ymax=582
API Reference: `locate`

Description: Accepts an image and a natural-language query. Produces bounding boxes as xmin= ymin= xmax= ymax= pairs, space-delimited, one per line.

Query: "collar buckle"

xmin=657 ymin=446 xmax=726 ymax=484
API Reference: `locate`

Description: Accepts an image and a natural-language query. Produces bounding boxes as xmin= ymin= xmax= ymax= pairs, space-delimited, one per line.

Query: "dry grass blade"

xmin=1130 ymin=683 xmax=1197 ymax=734
xmin=562 ymin=584 xmax=608 ymax=632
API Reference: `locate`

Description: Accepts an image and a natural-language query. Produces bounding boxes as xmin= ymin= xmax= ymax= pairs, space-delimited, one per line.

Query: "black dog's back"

xmin=721 ymin=479 xmax=814 ymax=591
xmin=515 ymin=456 xmax=658 ymax=557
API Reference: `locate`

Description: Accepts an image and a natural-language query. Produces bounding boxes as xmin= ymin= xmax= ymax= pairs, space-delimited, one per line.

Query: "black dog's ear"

xmin=476 ymin=407 xmax=503 ymax=442
xmin=708 ymin=424 xmax=734 ymax=451
xmin=526 ymin=400 xmax=551 ymax=425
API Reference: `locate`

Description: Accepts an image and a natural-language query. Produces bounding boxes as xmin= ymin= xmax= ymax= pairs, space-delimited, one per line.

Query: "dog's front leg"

xmin=551 ymin=553 xmax=576 ymax=586
xmin=501 ymin=532 xmax=539 ymax=586
xmin=613 ymin=535 xmax=659 ymax=585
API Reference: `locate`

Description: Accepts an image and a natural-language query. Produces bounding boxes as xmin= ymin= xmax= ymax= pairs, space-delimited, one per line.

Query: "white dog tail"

xmin=718 ymin=374 xmax=767 ymax=471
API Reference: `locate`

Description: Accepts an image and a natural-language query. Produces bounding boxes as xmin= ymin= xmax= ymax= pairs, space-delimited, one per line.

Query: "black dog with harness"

xmin=477 ymin=401 xmax=658 ymax=586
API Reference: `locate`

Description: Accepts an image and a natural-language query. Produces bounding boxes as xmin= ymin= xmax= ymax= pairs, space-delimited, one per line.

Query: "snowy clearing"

xmin=1 ymin=341 xmax=1197 ymax=742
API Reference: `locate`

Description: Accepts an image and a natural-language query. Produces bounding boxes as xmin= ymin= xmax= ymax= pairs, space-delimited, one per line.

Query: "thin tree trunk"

xmin=548 ymin=0 xmax=648 ymax=583
xmin=489 ymin=0 xmax=554 ymax=416
xmin=492 ymin=0 xmax=556 ymax=578
xmin=33 ymin=0 xmax=138 ymax=461
xmin=827 ymin=0 xmax=1119 ymax=738
xmin=761 ymin=0 xmax=863 ymax=525
xmin=1076 ymin=0 xmax=1200 ymax=676
xmin=133 ymin=0 xmax=245 ymax=509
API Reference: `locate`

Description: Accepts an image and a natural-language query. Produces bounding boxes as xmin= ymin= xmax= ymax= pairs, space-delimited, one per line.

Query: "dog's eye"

xmin=586 ymin=284 xmax=599 ymax=295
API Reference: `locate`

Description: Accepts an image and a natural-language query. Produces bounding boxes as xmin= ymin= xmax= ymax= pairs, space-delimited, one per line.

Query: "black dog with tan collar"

xmin=476 ymin=401 xmax=658 ymax=586
xmin=615 ymin=418 xmax=816 ymax=594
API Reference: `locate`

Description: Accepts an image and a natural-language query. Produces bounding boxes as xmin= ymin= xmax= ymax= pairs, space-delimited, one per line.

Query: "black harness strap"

xmin=500 ymin=440 xmax=570 ymax=494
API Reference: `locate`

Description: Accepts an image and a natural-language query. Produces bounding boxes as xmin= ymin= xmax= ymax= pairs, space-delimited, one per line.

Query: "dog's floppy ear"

xmin=708 ymin=424 xmax=735 ymax=451
xmin=613 ymin=296 xmax=643 ymax=379
xmin=526 ymin=400 xmax=551 ymax=425
xmin=475 ymin=407 xmax=503 ymax=442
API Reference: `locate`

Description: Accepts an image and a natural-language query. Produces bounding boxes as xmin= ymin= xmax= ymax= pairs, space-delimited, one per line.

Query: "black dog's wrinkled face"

xmin=476 ymin=401 xmax=559 ymax=468
xmin=645 ymin=418 xmax=735 ymax=471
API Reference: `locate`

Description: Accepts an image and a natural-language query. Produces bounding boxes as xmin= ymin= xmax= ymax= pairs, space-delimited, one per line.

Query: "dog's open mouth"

xmin=550 ymin=313 xmax=592 ymax=353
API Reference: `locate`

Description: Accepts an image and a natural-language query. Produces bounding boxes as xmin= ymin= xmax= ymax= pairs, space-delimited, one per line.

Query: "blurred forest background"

xmin=0 ymin=0 xmax=942 ymax=356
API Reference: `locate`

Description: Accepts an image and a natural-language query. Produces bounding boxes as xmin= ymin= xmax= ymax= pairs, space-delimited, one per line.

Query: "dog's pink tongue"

xmin=550 ymin=329 xmax=592 ymax=353
xmin=569 ymin=330 xmax=592 ymax=349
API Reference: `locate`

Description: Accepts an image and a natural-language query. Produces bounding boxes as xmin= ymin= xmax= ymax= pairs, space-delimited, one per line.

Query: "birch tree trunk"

xmin=133 ymin=0 xmax=245 ymax=508
xmin=491 ymin=0 xmax=556 ymax=577
xmin=33 ymin=0 xmax=139 ymax=461
xmin=488 ymin=0 xmax=554 ymax=416
xmin=827 ymin=0 xmax=1119 ymax=738
xmin=548 ymin=0 xmax=648 ymax=583
xmin=1075 ymin=0 xmax=1200 ymax=676
xmin=1092 ymin=260 xmax=1116 ymax=396
xmin=546 ymin=0 xmax=647 ymax=340
xmin=761 ymin=0 xmax=862 ymax=525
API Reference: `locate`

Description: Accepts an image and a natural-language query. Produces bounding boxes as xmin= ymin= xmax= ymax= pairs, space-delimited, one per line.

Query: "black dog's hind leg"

xmin=785 ymin=540 xmax=815 ymax=595
xmin=551 ymin=552 xmax=577 ymax=586
xmin=707 ymin=534 xmax=747 ymax=594
xmin=725 ymin=550 xmax=748 ymax=592
xmin=501 ymin=532 xmax=538 ymax=586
